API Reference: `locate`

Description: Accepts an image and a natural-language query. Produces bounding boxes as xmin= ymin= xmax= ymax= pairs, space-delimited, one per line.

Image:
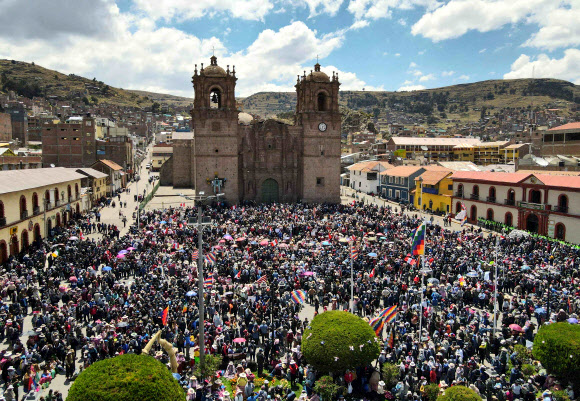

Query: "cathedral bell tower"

xmin=295 ymin=63 xmax=341 ymax=203
xmin=190 ymin=56 xmax=240 ymax=202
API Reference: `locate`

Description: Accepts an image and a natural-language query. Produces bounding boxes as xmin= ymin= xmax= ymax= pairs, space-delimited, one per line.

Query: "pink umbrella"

xmin=235 ymin=237 xmax=245 ymax=242
xmin=117 ymin=254 xmax=125 ymax=259
xmin=279 ymin=243 xmax=289 ymax=248
xmin=233 ymin=338 xmax=246 ymax=343
xmin=509 ymin=324 xmax=524 ymax=332
xmin=301 ymin=271 xmax=315 ymax=276
xmin=219 ymin=239 xmax=226 ymax=244
xmin=259 ymin=240 xmax=269 ymax=246
xmin=127 ymin=247 xmax=136 ymax=251
xmin=69 ymin=276 xmax=77 ymax=282
xmin=223 ymin=235 xmax=234 ymax=240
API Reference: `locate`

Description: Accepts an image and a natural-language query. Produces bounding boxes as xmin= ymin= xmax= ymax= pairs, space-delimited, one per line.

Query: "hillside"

xmin=241 ymin=78 xmax=580 ymax=126
xmin=127 ymin=89 xmax=193 ymax=108
xmin=0 ymin=59 xmax=190 ymax=109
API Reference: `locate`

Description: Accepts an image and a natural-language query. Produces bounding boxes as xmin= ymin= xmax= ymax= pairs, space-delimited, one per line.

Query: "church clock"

xmin=318 ymin=122 xmax=327 ymax=132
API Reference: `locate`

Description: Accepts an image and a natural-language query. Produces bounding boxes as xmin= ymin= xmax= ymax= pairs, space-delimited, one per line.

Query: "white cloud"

xmin=398 ymin=84 xmax=426 ymax=91
xmin=503 ymin=49 xmax=580 ymax=84
xmin=523 ymin=5 xmax=580 ymax=50
xmin=348 ymin=0 xmax=440 ymax=21
xmin=409 ymin=62 xmax=418 ymax=68
xmin=479 ymin=48 xmax=486 ymax=53
xmin=402 ymin=79 xmax=413 ymax=85
xmin=0 ymin=0 xmax=123 ymax=39
xmin=394 ymin=53 xmax=401 ymax=57
xmin=133 ymin=0 xmax=274 ymax=22
xmin=321 ymin=65 xmax=384 ymax=91
xmin=419 ymin=73 xmax=435 ymax=81
xmin=297 ymin=0 xmax=346 ymax=16
xmin=441 ymin=70 xmax=455 ymax=76
xmin=458 ymin=74 xmax=470 ymax=80
xmin=412 ymin=70 xmax=423 ymax=76
xmin=398 ymin=18 xmax=407 ymax=26
xmin=350 ymin=19 xmax=370 ymax=29
xmin=411 ymin=0 xmax=556 ymax=42
xmin=418 ymin=49 xmax=426 ymax=55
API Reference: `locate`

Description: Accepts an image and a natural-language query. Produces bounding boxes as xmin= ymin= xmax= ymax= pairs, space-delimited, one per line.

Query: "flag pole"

xmin=419 ymin=252 xmax=424 ymax=342
xmin=493 ymin=235 xmax=499 ymax=339
xmin=351 ymin=242 xmax=354 ymax=314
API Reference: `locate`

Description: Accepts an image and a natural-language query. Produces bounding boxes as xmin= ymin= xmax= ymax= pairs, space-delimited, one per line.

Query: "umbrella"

xmin=223 ymin=235 xmax=234 ymax=240
xmin=509 ymin=324 xmax=524 ymax=332
xmin=186 ymin=291 xmax=197 ymax=297
xmin=250 ymin=241 xmax=258 ymax=245
xmin=69 ymin=236 xmax=79 ymax=241
xmin=69 ymin=276 xmax=77 ymax=282
xmin=23 ymin=330 xmax=39 ymax=336
xmin=466 ymin=271 xmax=479 ymax=278
xmin=259 ymin=240 xmax=269 ymax=246
xmin=117 ymin=322 xmax=129 ymax=327
xmin=321 ymin=241 xmax=332 ymax=246
xmin=367 ymin=252 xmax=378 ymax=257
xmin=301 ymin=271 xmax=315 ymax=276
xmin=534 ymin=307 xmax=546 ymax=314
xmin=427 ymin=278 xmax=440 ymax=284
xmin=118 ymin=250 xmax=129 ymax=254
xmin=235 ymin=237 xmax=245 ymax=242
xmin=367 ymin=236 xmax=377 ymax=241
xmin=117 ymin=254 xmax=125 ymax=259
xmin=233 ymin=338 xmax=246 ymax=343
xmin=338 ymin=237 xmax=349 ymax=243
xmin=279 ymin=243 xmax=289 ymax=248
xmin=567 ymin=318 xmax=578 ymax=324
xmin=160 ymin=221 xmax=167 ymax=225
xmin=219 ymin=239 xmax=226 ymax=244
xmin=127 ymin=247 xmax=136 ymax=251
xmin=521 ymin=265 xmax=531 ymax=271
xmin=102 ymin=266 xmax=112 ymax=271
xmin=172 ymin=373 xmax=182 ymax=380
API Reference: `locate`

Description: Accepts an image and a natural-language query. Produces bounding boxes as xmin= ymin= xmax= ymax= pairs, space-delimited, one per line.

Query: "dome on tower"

xmin=306 ymin=63 xmax=330 ymax=82
xmin=203 ymin=55 xmax=227 ymax=77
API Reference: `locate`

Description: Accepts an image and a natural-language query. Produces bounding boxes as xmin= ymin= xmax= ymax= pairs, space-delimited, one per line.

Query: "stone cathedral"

xmin=166 ymin=56 xmax=341 ymax=204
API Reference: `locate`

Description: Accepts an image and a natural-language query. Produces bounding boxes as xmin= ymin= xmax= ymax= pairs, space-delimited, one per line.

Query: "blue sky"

xmin=0 ymin=0 xmax=578 ymax=97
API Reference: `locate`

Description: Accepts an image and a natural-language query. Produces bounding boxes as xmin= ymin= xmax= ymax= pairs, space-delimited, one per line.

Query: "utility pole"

xmin=493 ymin=236 xmax=499 ymax=338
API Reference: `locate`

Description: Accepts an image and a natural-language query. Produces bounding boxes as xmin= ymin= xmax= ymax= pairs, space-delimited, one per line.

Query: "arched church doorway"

xmin=526 ymin=213 xmax=539 ymax=233
xmin=261 ymin=179 xmax=279 ymax=203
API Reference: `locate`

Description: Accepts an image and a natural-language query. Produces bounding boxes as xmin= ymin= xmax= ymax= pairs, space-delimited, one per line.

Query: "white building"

xmin=347 ymin=161 xmax=393 ymax=195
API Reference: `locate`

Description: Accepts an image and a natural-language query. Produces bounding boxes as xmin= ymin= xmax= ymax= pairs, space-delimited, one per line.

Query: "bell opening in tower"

xmin=210 ymin=88 xmax=222 ymax=109
xmin=317 ymin=92 xmax=328 ymax=112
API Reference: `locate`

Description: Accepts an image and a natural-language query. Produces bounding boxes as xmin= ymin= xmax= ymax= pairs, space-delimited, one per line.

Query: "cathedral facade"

xmin=169 ymin=56 xmax=341 ymax=204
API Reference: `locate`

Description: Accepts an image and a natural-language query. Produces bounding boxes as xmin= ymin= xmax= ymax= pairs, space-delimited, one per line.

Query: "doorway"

xmin=526 ymin=213 xmax=539 ymax=233
xmin=261 ymin=179 xmax=279 ymax=203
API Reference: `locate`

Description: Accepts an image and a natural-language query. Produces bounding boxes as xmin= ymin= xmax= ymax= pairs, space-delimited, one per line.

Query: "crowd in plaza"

xmin=0 ymin=198 xmax=579 ymax=401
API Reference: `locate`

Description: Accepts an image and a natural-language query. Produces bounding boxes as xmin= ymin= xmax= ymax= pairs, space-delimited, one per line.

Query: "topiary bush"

xmin=437 ymin=385 xmax=482 ymax=401
xmin=67 ymin=354 xmax=186 ymax=401
xmin=381 ymin=362 xmax=400 ymax=388
xmin=533 ymin=322 xmax=580 ymax=389
xmin=302 ymin=311 xmax=380 ymax=373
xmin=423 ymin=383 xmax=440 ymax=401
xmin=313 ymin=376 xmax=342 ymax=400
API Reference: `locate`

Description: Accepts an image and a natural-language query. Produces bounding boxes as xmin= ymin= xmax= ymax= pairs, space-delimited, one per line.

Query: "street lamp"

xmin=180 ymin=191 xmax=223 ymax=380
xmin=418 ymin=266 xmax=432 ymax=342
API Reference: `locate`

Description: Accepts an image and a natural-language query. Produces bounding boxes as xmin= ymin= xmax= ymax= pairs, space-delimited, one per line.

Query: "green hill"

xmin=0 ymin=59 xmax=191 ymax=109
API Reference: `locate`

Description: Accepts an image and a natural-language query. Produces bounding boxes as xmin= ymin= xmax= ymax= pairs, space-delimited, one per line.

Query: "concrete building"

xmin=387 ymin=137 xmax=482 ymax=162
xmin=0 ymin=148 xmax=42 ymax=170
xmin=76 ymin=168 xmax=108 ymax=206
xmin=0 ymin=168 xmax=85 ymax=262
xmin=379 ymin=165 xmax=424 ymax=202
xmin=41 ymin=117 xmax=96 ymax=168
xmin=6 ymin=103 xmax=27 ymax=145
xmin=151 ymin=144 xmax=173 ymax=172
xmin=541 ymin=122 xmax=580 ymax=156
xmin=414 ymin=169 xmax=454 ymax=213
xmin=452 ymin=171 xmax=580 ymax=243
xmin=0 ymin=113 xmax=12 ymax=142
xmin=167 ymin=56 xmax=342 ymax=204
xmin=348 ymin=161 xmax=393 ymax=195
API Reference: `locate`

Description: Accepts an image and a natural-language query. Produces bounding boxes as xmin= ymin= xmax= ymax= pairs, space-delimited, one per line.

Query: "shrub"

xmin=552 ymin=390 xmax=571 ymax=401
xmin=521 ymin=364 xmax=535 ymax=377
xmin=302 ymin=311 xmax=380 ymax=373
xmin=67 ymin=354 xmax=185 ymax=401
xmin=193 ymin=354 xmax=223 ymax=383
xmin=423 ymin=383 xmax=440 ymax=401
xmin=437 ymin=385 xmax=482 ymax=401
xmin=381 ymin=363 xmax=399 ymax=388
xmin=313 ymin=376 xmax=342 ymax=400
xmin=513 ymin=344 xmax=533 ymax=366
xmin=533 ymin=322 xmax=580 ymax=387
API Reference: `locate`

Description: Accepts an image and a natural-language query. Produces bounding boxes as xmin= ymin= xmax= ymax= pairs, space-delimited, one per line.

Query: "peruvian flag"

xmin=271 ymin=239 xmax=278 ymax=246
xmin=236 ymin=270 xmax=241 ymax=279
xmin=369 ymin=268 xmax=375 ymax=278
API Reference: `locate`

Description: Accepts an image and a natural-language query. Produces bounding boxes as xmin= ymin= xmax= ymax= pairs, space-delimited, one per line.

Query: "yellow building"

xmin=76 ymin=168 xmax=109 ymax=206
xmin=414 ymin=169 xmax=454 ymax=214
xmin=0 ymin=168 xmax=86 ymax=263
xmin=473 ymin=141 xmax=510 ymax=165
xmin=151 ymin=145 xmax=173 ymax=172
xmin=452 ymin=144 xmax=475 ymax=162
xmin=502 ymin=143 xmax=527 ymax=163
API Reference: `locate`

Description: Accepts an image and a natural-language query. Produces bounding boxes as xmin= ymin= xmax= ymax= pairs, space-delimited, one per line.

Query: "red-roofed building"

xmin=542 ymin=122 xmax=580 ymax=156
xmin=452 ymin=171 xmax=580 ymax=243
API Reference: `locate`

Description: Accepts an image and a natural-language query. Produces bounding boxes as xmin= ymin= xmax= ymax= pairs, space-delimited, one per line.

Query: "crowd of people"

xmin=0 ymin=199 xmax=578 ymax=401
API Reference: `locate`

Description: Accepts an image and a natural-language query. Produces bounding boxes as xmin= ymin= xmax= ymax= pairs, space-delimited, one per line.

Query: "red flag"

xmin=161 ymin=306 xmax=169 ymax=326
xmin=369 ymin=268 xmax=375 ymax=278
xmin=236 ymin=270 xmax=241 ymax=279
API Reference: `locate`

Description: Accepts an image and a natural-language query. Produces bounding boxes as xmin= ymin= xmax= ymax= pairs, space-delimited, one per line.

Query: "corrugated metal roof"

xmin=0 ymin=168 xmax=85 ymax=195
xmin=390 ymin=136 xmax=482 ymax=146
xmin=76 ymin=168 xmax=108 ymax=179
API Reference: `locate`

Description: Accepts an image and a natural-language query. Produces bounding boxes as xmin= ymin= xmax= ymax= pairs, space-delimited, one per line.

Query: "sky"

xmin=0 ymin=0 xmax=578 ymax=97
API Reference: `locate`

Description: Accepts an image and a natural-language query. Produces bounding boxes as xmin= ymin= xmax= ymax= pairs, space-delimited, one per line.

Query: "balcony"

xmin=422 ymin=187 xmax=439 ymax=195
xmin=454 ymin=192 xmax=464 ymax=198
xmin=470 ymin=194 xmax=480 ymax=200
xmin=504 ymin=199 xmax=515 ymax=206
xmin=518 ymin=201 xmax=550 ymax=211
xmin=553 ymin=205 xmax=569 ymax=213
xmin=56 ymin=199 xmax=65 ymax=206
xmin=45 ymin=202 xmax=54 ymax=210
xmin=20 ymin=210 xmax=28 ymax=220
xmin=486 ymin=196 xmax=496 ymax=203
xmin=33 ymin=206 xmax=40 ymax=215
xmin=0 ymin=217 xmax=5 ymax=227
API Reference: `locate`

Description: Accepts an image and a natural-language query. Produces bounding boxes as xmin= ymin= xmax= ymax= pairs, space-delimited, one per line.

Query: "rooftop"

xmin=390 ymin=136 xmax=482 ymax=146
xmin=76 ymin=168 xmax=108 ymax=179
xmin=348 ymin=161 xmax=393 ymax=172
xmin=416 ymin=169 xmax=453 ymax=185
xmin=94 ymin=159 xmax=123 ymax=171
xmin=380 ymin=165 xmax=424 ymax=177
xmin=548 ymin=122 xmax=580 ymax=131
xmin=0 ymin=168 xmax=85 ymax=195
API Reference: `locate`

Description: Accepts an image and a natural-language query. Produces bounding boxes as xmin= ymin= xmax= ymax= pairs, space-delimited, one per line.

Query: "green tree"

xmin=302 ymin=311 xmax=380 ymax=373
xmin=313 ymin=376 xmax=343 ymax=400
xmin=152 ymin=102 xmax=161 ymax=113
xmin=82 ymin=96 xmax=90 ymax=105
xmin=91 ymin=96 xmax=99 ymax=104
xmin=437 ymin=385 xmax=482 ymax=401
xmin=67 ymin=354 xmax=186 ymax=401
xmin=192 ymin=354 xmax=222 ymax=383
xmin=381 ymin=363 xmax=399 ymax=387
xmin=533 ymin=322 xmax=580 ymax=391
xmin=423 ymin=383 xmax=440 ymax=401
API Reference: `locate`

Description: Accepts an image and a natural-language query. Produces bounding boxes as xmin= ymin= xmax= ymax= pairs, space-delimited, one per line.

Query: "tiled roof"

xmin=450 ymin=171 xmax=531 ymax=183
xmin=0 ymin=167 xmax=85 ymax=195
xmin=348 ymin=161 xmax=393 ymax=172
xmin=95 ymin=159 xmax=123 ymax=171
xmin=380 ymin=165 xmax=423 ymax=177
xmin=416 ymin=169 xmax=453 ymax=185
xmin=517 ymin=170 xmax=580 ymax=176
xmin=535 ymin=174 xmax=580 ymax=189
xmin=548 ymin=122 xmax=580 ymax=131
xmin=76 ymin=168 xmax=108 ymax=179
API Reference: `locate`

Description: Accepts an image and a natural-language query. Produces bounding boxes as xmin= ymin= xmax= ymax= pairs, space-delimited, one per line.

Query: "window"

xmin=389 ymin=189 xmax=393 ymax=198
xmin=456 ymin=202 xmax=462 ymax=213
xmin=317 ymin=92 xmax=328 ymax=111
xmin=489 ymin=187 xmax=496 ymax=201
xmin=487 ymin=208 xmax=494 ymax=221
xmin=448 ymin=184 xmax=453 ymax=190
xmin=316 ymin=177 xmax=324 ymax=186
xmin=472 ymin=185 xmax=479 ymax=197
xmin=395 ymin=190 xmax=400 ymax=199
xmin=19 ymin=195 xmax=27 ymax=219
xmin=555 ymin=223 xmax=565 ymax=240
xmin=470 ymin=205 xmax=477 ymax=221
xmin=457 ymin=184 xmax=464 ymax=197
xmin=505 ymin=212 xmax=513 ymax=226
xmin=558 ymin=194 xmax=568 ymax=213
